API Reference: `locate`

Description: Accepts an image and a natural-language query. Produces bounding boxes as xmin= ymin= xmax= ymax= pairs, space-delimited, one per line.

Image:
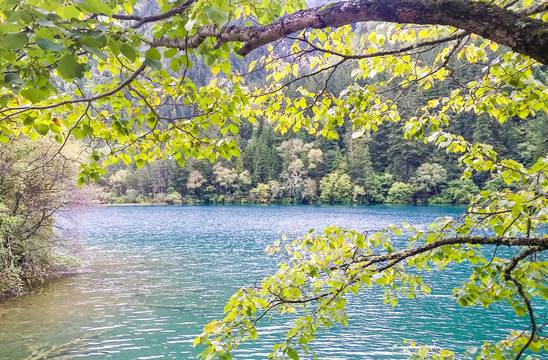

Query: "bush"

xmin=104 ymin=190 xmax=119 ymax=204
xmin=250 ymin=183 xmax=271 ymax=203
xmin=182 ymin=195 xmax=200 ymax=205
xmin=123 ymin=189 xmax=139 ymax=203
xmin=385 ymin=182 xmax=415 ymax=204
xmin=440 ymin=179 xmax=480 ymax=204
xmin=153 ymin=192 xmax=166 ymax=204
xmin=135 ymin=194 xmax=149 ymax=203
xmin=165 ymin=191 xmax=183 ymax=205
xmin=319 ymin=170 xmax=354 ymax=203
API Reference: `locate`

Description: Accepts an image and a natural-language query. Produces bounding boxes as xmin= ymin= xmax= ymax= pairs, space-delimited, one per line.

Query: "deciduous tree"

xmin=1 ymin=0 xmax=547 ymax=359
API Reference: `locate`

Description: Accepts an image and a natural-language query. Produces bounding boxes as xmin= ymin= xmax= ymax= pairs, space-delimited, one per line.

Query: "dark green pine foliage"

xmin=252 ymin=123 xmax=280 ymax=184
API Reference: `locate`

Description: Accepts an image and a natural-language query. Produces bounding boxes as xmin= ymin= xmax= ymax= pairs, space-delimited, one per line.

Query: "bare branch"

xmin=112 ymin=0 xmax=196 ymax=29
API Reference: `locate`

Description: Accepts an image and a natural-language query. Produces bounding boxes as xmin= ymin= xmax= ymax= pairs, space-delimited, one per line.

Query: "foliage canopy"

xmin=1 ymin=0 xmax=548 ymax=359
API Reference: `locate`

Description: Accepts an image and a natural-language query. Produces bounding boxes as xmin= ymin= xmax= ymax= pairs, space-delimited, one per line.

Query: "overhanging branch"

xmin=262 ymin=236 xmax=548 ymax=308
xmin=150 ymin=0 xmax=548 ymax=65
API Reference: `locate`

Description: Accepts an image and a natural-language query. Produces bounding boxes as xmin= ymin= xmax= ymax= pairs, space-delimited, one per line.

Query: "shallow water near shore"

xmin=0 ymin=205 xmax=537 ymax=359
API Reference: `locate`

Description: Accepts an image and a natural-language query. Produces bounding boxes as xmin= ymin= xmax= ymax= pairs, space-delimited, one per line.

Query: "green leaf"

xmin=0 ymin=94 xmax=13 ymax=107
xmin=57 ymin=54 xmax=85 ymax=80
xmin=50 ymin=123 xmax=62 ymax=134
xmin=36 ymin=123 xmax=50 ymax=135
xmin=220 ymin=61 xmax=231 ymax=74
xmin=204 ymin=7 xmax=229 ymax=27
xmin=123 ymin=1 xmax=133 ymax=15
xmin=82 ymin=45 xmax=107 ymax=61
xmin=204 ymin=53 xmax=218 ymax=66
xmin=228 ymin=124 xmax=239 ymax=134
xmin=181 ymin=146 xmax=191 ymax=158
xmin=20 ymin=88 xmax=48 ymax=103
xmin=145 ymin=48 xmax=161 ymax=61
xmin=170 ymin=58 xmax=182 ymax=72
xmin=514 ymin=305 xmax=526 ymax=317
xmin=229 ymin=146 xmax=240 ymax=157
xmin=144 ymin=58 xmax=162 ymax=70
xmin=249 ymin=327 xmax=258 ymax=340
xmin=79 ymin=0 xmax=113 ymax=17
xmin=36 ymin=38 xmax=66 ymax=52
xmin=164 ymin=48 xmax=177 ymax=58
xmin=121 ymin=43 xmax=139 ymax=62
xmin=3 ymin=73 xmax=21 ymax=84
xmin=135 ymin=159 xmax=146 ymax=169
xmin=493 ymin=224 xmax=505 ymax=236
xmin=59 ymin=5 xmax=82 ymax=20
xmin=147 ymin=116 xmax=157 ymax=128
xmin=287 ymin=348 xmax=300 ymax=360
xmin=72 ymin=128 xmax=87 ymax=139
xmin=2 ymin=32 xmax=29 ymax=50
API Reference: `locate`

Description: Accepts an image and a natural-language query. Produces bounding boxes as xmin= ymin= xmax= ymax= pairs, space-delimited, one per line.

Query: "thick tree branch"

xmin=151 ymin=0 xmax=548 ymax=65
xmin=360 ymin=236 xmax=548 ymax=273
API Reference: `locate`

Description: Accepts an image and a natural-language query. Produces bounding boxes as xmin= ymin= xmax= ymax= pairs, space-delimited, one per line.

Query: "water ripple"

xmin=0 ymin=205 xmax=539 ymax=360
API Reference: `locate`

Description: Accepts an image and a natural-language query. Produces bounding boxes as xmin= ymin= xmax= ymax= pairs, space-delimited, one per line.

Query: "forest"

xmin=98 ymin=17 xmax=548 ymax=206
xmin=100 ymin=102 xmax=548 ymax=206
xmin=0 ymin=0 xmax=547 ymax=359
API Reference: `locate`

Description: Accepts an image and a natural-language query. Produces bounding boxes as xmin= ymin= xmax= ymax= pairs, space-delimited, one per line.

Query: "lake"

xmin=0 ymin=205 xmax=533 ymax=359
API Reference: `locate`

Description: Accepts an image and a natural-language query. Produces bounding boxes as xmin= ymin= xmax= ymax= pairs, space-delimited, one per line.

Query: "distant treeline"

xmin=100 ymin=109 xmax=543 ymax=206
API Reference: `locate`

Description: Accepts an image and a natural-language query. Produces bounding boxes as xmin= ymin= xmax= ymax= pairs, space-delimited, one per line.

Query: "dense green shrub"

xmin=386 ymin=182 xmax=415 ymax=204
xmin=319 ymin=170 xmax=354 ymax=204
xmin=439 ymin=179 xmax=481 ymax=204
xmin=165 ymin=191 xmax=183 ymax=205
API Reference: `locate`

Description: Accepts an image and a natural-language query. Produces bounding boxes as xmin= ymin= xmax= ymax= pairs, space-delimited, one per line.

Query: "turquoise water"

xmin=0 ymin=205 xmax=536 ymax=359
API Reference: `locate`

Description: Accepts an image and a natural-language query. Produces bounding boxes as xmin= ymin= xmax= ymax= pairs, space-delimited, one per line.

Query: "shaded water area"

xmin=0 ymin=205 xmax=537 ymax=359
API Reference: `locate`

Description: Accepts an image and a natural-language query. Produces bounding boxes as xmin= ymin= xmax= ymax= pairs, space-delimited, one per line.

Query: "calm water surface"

xmin=0 ymin=205 xmax=536 ymax=359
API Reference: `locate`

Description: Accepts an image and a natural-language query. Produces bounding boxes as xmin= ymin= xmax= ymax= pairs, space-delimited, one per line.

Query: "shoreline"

xmin=101 ymin=202 xmax=468 ymax=207
xmin=0 ymin=265 xmax=84 ymax=302
xmin=105 ymin=202 xmax=169 ymax=207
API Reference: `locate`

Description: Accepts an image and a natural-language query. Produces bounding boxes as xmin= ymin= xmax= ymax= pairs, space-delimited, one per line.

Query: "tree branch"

xmin=0 ymin=64 xmax=146 ymax=122
xmin=362 ymin=236 xmax=548 ymax=273
xmin=520 ymin=1 xmax=548 ymax=16
xmin=257 ymin=236 xmax=548 ymax=310
xmin=112 ymin=0 xmax=196 ymax=29
xmin=288 ymin=30 xmax=468 ymax=60
xmin=504 ymin=247 xmax=542 ymax=360
xmin=150 ymin=0 xmax=548 ymax=65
